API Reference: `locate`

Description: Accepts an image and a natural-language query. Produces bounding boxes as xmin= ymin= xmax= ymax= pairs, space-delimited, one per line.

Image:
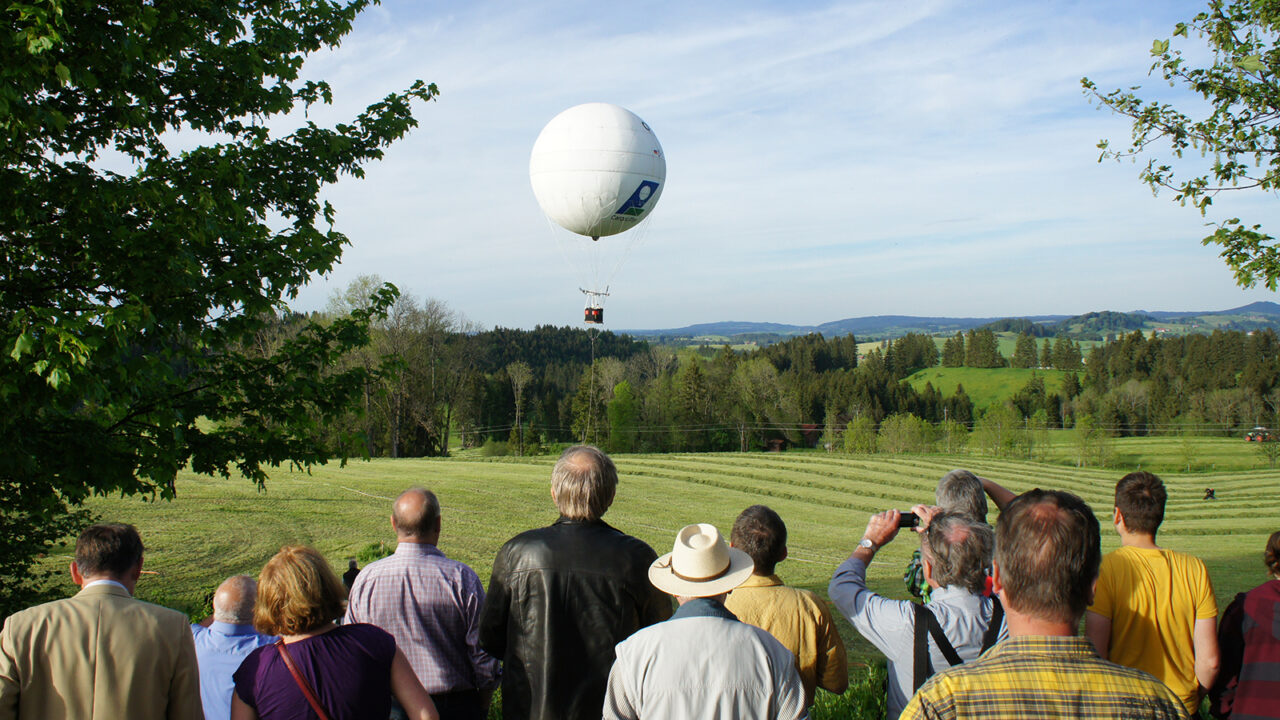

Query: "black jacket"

xmin=479 ymin=517 xmax=673 ymax=720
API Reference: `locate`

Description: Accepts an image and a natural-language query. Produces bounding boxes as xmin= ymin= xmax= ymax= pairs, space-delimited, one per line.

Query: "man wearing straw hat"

xmin=602 ymin=523 xmax=808 ymax=720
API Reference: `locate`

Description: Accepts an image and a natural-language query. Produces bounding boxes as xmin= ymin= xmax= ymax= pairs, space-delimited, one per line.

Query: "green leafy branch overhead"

xmin=1083 ymin=0 xmax=1280 ymax=289
xmin=0 ymin=0 xmax=435 ymax=617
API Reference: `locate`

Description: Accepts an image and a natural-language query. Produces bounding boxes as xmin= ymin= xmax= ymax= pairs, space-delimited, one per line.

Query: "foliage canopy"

xmin=1084 ymin=0 xmax=1280 ymax=289
xmin=1 ymin=0 xmax=435 ymax=615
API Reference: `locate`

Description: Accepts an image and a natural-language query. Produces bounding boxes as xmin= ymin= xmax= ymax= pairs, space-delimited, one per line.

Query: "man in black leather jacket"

xmin=479 ymin=445 xmax=672 ymax=720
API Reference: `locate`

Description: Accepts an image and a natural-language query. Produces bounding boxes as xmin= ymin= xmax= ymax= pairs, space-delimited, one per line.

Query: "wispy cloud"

xmin=283 ymin=0 xmax=1278 ymax=328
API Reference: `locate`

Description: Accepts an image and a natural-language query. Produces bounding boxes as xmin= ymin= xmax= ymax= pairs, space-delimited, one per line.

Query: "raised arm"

xmin=979 ymin=476 xmax=1017 ymax=512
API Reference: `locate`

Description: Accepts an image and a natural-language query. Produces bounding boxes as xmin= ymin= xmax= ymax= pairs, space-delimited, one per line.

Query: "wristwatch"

xmin=858 ymin=537 xmax=876 ymax=552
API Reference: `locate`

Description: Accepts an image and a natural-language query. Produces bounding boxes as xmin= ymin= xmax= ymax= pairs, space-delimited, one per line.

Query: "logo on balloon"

xmin=613 ymin=181 xmax=660 ymax=219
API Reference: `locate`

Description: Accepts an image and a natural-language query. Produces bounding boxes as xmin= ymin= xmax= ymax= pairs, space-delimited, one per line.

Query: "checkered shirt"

xmin=902 ymin=635 xmax=1187 ymax=720
xmin=344 ymin=543 xmax=500 ymax=693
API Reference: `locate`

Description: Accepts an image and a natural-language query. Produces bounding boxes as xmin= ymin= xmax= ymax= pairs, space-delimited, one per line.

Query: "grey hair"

xmin=936 ymin=469 xmax=988 ymax=522
xmin=551 ymin=445 xmax=617 ymax=521
xmin=212 ymin=575 xmax=258 ymax=625
xmin=922 ymin=512 xmax=993 ymax=595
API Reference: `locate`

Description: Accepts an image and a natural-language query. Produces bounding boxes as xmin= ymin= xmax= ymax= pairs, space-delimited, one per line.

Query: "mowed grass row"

xmin=38 ymin=452 xmax=1280 ymax=666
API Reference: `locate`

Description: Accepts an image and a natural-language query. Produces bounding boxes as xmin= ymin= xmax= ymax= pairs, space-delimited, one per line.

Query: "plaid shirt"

xmin=344 ymin=543 xmax=500 ymax=693
xmin=902 ymin=635 xmax=1186 ymax=720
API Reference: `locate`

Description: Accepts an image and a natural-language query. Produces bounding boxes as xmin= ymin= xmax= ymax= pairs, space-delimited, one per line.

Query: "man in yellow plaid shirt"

xmin=902 ymin=489 xmax=1186 ymax=720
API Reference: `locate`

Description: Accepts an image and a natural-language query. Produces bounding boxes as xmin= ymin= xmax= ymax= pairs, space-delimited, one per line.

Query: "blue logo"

xmin=613 ymin=181 xmax=659 ymax=218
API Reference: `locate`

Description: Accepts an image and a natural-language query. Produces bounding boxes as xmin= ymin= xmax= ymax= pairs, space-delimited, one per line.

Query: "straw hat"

xmin=648 ymin=523 xmax=755 ymax=597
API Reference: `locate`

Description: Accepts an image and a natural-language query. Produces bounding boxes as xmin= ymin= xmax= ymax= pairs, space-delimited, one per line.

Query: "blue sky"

xmin=286 ymin=0 xmax=1280 ymax=329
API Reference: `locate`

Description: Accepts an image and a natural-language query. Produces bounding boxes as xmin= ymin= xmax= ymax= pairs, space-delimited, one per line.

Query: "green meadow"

xmin=905 ymin=366 xmax=1070 ymax=409
xmin=36 ymin=444 xmax=1276 ymax=718
xmin=42 ymin=447 xmax=1277 ymax=643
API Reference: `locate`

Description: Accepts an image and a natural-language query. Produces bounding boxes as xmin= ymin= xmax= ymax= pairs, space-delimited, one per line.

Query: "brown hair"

xmin=75 ymin=523 xmax=144 ymax=577
xmin=1266 ymin=530 xmax=1280 ymax=577
xmin=551 ymin=445 xmax=617 ymax=521
xmin=1114 ymin=471 xmax=1166 ymax=536
xmin=254 ymin=546 xmax=346 ymax=636
xmin=731 ymin=505 xmax=787 ymax=576
xmin=922 ymin=512 xmax=992 ymax=595
xmin=995 ymin=489 xmax=1101 ymax=625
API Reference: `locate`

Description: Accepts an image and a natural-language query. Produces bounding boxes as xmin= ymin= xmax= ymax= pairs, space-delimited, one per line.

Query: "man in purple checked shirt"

xmin=345 ymin=487 xmax=500 ymax=720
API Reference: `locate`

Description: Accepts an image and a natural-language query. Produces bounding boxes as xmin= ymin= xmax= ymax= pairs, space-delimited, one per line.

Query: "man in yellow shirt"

xmin=724 ymin=505 xmax=848 ymax=707
xmin=1086 ymin=471 xmax=1220 ymax=715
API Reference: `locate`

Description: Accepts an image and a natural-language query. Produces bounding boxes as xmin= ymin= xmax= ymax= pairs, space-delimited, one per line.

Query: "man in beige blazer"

xmin=0 ymin=523 xmax=203 ymax=720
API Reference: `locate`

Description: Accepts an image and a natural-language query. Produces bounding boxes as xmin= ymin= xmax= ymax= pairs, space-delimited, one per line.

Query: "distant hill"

xmin=623 ymin=302 xmax=1280 ymax=346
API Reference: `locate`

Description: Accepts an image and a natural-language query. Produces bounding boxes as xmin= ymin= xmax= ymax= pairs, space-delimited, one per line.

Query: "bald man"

xmin=190 ymin=575 xmax=276 ymax=720
xmin=345 ymin=487 xmax=499 ymax=720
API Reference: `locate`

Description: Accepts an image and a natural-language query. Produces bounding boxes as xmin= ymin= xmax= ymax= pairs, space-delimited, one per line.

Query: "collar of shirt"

xmin=207 ymin=621 xmax=263 ymax=636
xmin=672 ymin=597 xmax=739 ymax=622
xmin=553 ymin=516 xmax=608 ymax=528
xmin=986 ymin=634 xmax=1099 ymax=659
xmin=929 ymin=584 xmax=987 ymax=605
xmin=395 ymin=541 xmax=445 ymax=559
xmin=83 ymin=578 xmax=130 ymax=593
xmin=736 ymin=574 xmax=784 ymax=589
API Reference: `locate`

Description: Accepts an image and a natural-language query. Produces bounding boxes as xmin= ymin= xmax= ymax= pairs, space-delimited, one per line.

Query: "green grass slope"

xmin=905 ymin=367 xmax=1068 ymax=409
xmin=39 ymin=452 xmax=1276 ymax=671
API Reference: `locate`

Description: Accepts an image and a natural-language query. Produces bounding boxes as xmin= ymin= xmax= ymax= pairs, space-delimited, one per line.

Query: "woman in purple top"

xmin=232 ymin=545 xmax=439 ymax=720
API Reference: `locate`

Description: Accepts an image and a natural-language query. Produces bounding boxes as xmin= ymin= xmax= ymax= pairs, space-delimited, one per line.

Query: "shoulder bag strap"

xmin=923 ymin=607 xmax=964 ymax=667
xmin=912 ymin=602 xmax=932 ymax=693
xmin=276 ymin=640 xmax=333 ymax=720
xmin=980 ymin=596 xmax=1004 ymax=653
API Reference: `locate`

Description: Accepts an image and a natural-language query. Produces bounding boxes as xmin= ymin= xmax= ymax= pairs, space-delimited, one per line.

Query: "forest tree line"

xmin=262 ymin=279 xmax=1280 ymax=458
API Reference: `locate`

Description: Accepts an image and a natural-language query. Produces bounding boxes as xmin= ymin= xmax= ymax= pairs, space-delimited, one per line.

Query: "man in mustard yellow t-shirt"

xmin=1086 ymin=471 xmax=1220 ymax=715
xmin=724 ymin=505 xmax=848 ymax=708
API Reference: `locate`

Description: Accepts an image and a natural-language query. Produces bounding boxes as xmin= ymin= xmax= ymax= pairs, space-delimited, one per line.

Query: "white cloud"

xmin=282 ymin=0 xmax=1279 ymax=329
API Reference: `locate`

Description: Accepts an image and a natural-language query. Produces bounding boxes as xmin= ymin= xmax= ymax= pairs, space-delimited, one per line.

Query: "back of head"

xmin=393 ymin=487 xmax=441 ymax=540
xmin=730 ymin=505 xmax=787 ymax=576
xmin=1266 ymin=530 xmax=1280 ymax=578
xmin=551 ymin=445 xmax=617 ymax=521
xmin=922 ymin=512 xmax=993 ymax=595
xmin=212 ymin=575 xmax=258 ymax=625
xmin=995 ymin=489 xmax=1101 ymax=625
xmin=936 ymin=469 xmax=987 ymax=522
xmin=1114 ymin=471 xmax=1166 ymax=535
xmin=75 ymin=523 xmax=144 ymax=578
xmin=254 ymin=546 xmax=346 ymax=636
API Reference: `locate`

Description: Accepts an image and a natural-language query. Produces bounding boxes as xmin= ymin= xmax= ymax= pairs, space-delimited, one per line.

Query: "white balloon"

xmin=530 ymin=103 xmax=666 ymax=239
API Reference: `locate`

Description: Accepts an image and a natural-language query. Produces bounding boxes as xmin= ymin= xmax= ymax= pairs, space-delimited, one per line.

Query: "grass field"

xmin=905 ymin=366 xmax=1069 ymax=409
xmin=39 ymin=446 xmax=1278 ymax=670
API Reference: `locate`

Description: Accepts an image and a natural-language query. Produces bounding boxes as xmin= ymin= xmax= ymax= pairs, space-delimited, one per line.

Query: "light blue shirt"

xmin=190 ymin=621 xmax=276 ymax=720
xmin=829 ymin=556 xmax=1007 ymax=720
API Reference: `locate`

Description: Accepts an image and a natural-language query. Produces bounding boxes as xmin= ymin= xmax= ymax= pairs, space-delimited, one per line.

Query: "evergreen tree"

xmin=942 ymin=332 xmax=966 ymax=367
xmin=1052 ymin=335 xmax=1083 ymax=371
xmin=1012 ymin=333 xmax=1038 ymax=369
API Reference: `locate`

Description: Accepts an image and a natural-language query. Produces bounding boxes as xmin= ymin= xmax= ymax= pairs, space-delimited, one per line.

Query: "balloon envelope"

xmin=530 ymin=103 xmax=666 ymax=239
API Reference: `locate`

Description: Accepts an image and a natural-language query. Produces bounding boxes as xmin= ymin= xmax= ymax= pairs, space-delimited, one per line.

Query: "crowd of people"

xmin=0 ymin=444 xmax=1277 ymax=720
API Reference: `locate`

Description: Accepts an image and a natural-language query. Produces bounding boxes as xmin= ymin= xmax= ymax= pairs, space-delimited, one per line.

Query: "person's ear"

xmin=69 ymin=561 xmax=84 ymax=586
xmin=780 ymin=545 xmax=788 ymax=562
xmin=991 ymin=560 xmax=1004 ymax=599
xmin=1087 ymin=576 xmax=1098 ymax=606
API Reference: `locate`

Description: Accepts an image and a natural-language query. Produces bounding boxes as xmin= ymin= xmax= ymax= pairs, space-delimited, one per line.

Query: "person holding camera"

xmin=830 ymin=506 xmax=1006 ymax=720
